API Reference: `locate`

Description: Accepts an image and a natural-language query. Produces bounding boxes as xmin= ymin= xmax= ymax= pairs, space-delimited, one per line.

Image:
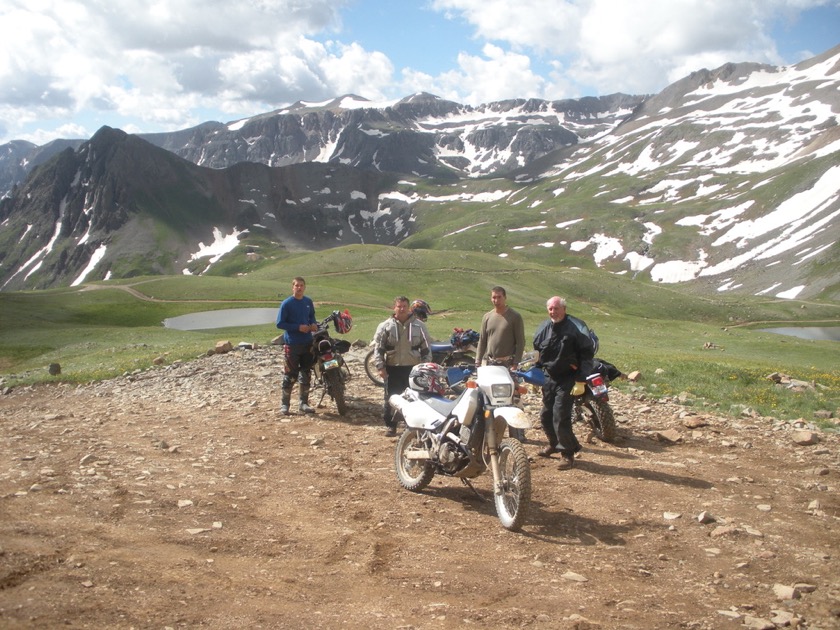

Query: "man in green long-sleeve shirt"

xmin=475 ymin=286 xmax=525 ymax=369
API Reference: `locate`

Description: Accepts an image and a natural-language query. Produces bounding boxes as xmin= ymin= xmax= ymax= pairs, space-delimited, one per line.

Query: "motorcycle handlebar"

xmin=315 ymin=310 xmax=344 ymax=330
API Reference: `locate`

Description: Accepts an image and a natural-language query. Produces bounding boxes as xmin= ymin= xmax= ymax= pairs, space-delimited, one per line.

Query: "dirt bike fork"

xmin=311 ymin=365 xmax=327 ymax=408
xmin=485 ymin=419 xmax=505 ymax=496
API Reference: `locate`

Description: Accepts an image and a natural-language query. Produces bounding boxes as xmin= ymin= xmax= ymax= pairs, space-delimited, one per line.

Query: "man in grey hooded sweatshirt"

xmin=373 ymin=296 xmax=432 ymax=436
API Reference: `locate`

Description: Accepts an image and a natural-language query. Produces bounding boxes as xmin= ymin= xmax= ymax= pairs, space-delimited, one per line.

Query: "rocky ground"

xmin=0 ymin=344 xmax=838 ymax=629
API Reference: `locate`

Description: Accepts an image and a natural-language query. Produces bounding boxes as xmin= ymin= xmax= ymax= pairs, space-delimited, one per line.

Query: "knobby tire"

xmin=587 ymin=399 xmax=616 ymax=442
xmin=324 ymin=368 xmax=347 ymax=416
xmin=364 ymin=349 xmax=385 ymax=387
xmin=395 ymin=428 xmax=435 ymax=491
xmin=494 ymin=438 xmax=531 ymax=532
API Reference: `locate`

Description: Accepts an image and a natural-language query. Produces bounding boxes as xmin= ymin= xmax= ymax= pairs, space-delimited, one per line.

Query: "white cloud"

xmin=431 ymin=0 xmax=582 ymax=56
xmin=0 ymin=0 xmax=353 ymax=141
xmin=432 ymin=0 xmax=829 ymax=97
xmin=402 ymin=44 xmax=546 ymax=104
xmin=0 ymin=0 xmax=834 ymax=144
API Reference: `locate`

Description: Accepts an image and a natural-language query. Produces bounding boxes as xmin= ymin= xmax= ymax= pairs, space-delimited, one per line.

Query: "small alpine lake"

xmin=758 ymin=326 xmax=840 ymax=342
xmin=163 ymin=308 xmax=277 ymax=331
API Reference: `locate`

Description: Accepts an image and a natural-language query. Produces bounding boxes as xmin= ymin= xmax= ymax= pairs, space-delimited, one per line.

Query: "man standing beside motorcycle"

xmin=533 ymin=296 xmax=596 ymax=469
xmin=475 ymin=286 xmax=526 ymax=368
xmin=275 ymin=277 xmax=318 ymax=415
xmin=373 ymin=296 xmax=432 ymax=436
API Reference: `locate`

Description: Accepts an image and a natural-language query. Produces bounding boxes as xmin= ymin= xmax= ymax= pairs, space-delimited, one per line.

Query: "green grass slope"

xmin=2 ymin=245 xmax=838 ymax=427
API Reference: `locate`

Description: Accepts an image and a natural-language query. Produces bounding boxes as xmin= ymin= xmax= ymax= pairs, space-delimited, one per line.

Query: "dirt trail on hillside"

xmin=1 ymin=345 xmax=838 ymax=629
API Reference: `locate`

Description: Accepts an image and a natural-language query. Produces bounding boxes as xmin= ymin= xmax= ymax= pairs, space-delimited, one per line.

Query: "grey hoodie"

xmin=372 ymin=315 xmax=432 ymax=370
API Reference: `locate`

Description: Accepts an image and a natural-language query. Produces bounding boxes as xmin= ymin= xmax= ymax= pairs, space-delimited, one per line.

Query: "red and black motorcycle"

xmin=573 ymin=360 xmax=619 ymax=443
xmin=310 ymin=309 xmax=353 ymax=415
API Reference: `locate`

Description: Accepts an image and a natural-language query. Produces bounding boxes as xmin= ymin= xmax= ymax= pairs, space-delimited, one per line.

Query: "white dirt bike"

xmin=389 ymin=363 xmax=533 ymax=531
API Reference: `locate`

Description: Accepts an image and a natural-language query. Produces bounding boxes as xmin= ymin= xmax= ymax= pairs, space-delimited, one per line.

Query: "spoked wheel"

xmin=395 ymin=428 xmax=435 ymax=492
xmin=582 ymin=398 xmax=616 ymax=443
xmin=441 ymin=352 xmax=475 ymax=368
xmin=324 ymin=369 xmax=347 ymax=416
xmin=493 ymin=438 xmax=531 ymax=532
xmin=364 ymin=349 xmax=385 ymax=387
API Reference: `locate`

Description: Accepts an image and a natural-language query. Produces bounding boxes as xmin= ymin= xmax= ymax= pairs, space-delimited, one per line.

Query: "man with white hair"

xmin=533 ymin=296 xmax=596 ymax=470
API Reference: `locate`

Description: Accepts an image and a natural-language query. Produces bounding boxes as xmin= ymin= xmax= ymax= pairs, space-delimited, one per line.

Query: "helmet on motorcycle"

xmin=333 ymin=309 xmax=352 ymax=334
xmin=410 ymin=299 xmax=431 ymax=321
xmin=408 ymin=362 xmax=447 ymax=396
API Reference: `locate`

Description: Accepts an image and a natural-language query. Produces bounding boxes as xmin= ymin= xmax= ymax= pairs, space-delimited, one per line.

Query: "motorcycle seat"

xmin=417 ymin=388 xmax=478 ymax=421
xmin=416 ymin=391 xmax=455 ymax=416
xmin=430 ymin=342 xmax=454 ymax=353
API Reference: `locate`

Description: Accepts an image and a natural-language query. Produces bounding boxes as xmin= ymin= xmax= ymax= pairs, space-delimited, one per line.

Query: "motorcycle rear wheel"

xmin=439 ymin=352 xmax=475 ymax=367
xmin=395 ymin=429 xmax=435 ymax=492
xmin=578 ymin=398 xmax=616 ymax=443
xmin=364 ymin=349 xmax=385 ymax=387
xmin=494 ymin=438 xmax=532 ymax=532
xmin=324 ymin=368 xmax=347 ymax=416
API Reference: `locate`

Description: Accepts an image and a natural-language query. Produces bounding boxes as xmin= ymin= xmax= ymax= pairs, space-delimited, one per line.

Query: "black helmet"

xmin=410 ymin=299 xmax=431 ymax=321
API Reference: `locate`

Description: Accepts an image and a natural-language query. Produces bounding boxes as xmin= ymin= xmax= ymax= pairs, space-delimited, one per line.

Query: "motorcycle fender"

xmin=494 ymin=406 xmax=532 ymax=429
xmin=388 ymin=394 xmax=446 ymax=430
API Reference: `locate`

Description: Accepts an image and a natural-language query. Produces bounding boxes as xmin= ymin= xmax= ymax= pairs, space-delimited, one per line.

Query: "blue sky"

xmin=1 ymin=0 xmax=838 ymax=145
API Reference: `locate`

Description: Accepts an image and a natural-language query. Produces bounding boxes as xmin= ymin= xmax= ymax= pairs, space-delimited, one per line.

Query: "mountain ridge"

xmin=0 ymin=45 xmax=838 ymax=300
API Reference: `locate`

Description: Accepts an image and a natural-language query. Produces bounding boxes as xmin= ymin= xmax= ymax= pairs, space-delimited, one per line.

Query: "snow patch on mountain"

xmin=571 ymin=233 xmax=624 ymax=265
xmin=379 ymin=189 xmax=510 ymax=205
xmin=711 ymin=165 xmax=840 ymax=247
xmin=443 ymin=222 xmax=488 ymax=237
xmin=185 ymin=227 xmax=246 ymax=275
xmin=3 ymin=200 xmax=67 ymax=288
xmin=509 ymin=224 xmax=547 ymax=232
xmin=71 ymin=243 xmax=107 ymax=287
xmin=650 ymin=252 xmax=709 ymax=283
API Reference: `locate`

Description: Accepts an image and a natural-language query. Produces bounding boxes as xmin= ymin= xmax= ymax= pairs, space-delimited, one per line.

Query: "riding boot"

xmin=298 ymin=382 xmax=310 ymax=404
xmin=280 ymin=387 xmax=292 ymax=415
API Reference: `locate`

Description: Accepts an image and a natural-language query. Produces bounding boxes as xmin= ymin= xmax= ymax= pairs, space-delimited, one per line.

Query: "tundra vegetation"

xmin=1 ymin=246 xmax=838 ymax=428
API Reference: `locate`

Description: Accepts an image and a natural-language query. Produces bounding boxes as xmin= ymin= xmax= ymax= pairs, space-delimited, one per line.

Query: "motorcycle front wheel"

xmin=494 ymin=438 xmax=532 ymax=532
xmin=580 ymin=398 xmax=616 ymax=443
xmin=324 ymin=369 xmax=347 ymax=416
xmin=364 ymin=349 xmax=385 ymax=387
xmin=395 ymin=428 xmax=435 ymax=492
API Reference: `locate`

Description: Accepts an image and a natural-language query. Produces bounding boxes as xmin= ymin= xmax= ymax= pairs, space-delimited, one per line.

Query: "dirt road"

xmin=1 ymin=345 xmax=838 ymax=629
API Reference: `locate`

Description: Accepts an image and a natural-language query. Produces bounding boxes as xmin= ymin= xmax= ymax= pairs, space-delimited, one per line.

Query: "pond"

xmin=759 ymin=327 xmax=840 ymax=342
xmin=163 ymin=310 xmax=840 ymax=341
xmin=163 ymin=308 xmax=277 ymax=331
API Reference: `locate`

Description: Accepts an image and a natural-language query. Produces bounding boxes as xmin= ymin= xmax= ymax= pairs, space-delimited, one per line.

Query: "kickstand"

xmin=461 ymin=478 xmax=486 ymax=502
xmin=316 ymin=387 xmax=327 ymax=409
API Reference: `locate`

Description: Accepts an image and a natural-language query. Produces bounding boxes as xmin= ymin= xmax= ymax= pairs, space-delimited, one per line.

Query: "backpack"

xmin=567 ymin=315 xmax=599 ymax=355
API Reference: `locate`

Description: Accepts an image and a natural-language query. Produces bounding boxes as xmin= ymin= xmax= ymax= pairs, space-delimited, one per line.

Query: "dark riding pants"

xmin=540 ymin=376 xmax=582 ymax=456
xmin=383 ymin=365 xmax=413 ymax=428
xmin=283 ymin=343 xmax=314 ymax=405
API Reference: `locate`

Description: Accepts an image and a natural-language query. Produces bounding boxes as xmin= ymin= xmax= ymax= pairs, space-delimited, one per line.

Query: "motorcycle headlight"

xmin=490 ymin=383 xmax=513 ymax=398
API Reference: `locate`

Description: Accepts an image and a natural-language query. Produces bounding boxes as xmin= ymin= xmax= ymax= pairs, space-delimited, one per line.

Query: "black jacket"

xmin=533 ymin=315 xmax=595 ymax=381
